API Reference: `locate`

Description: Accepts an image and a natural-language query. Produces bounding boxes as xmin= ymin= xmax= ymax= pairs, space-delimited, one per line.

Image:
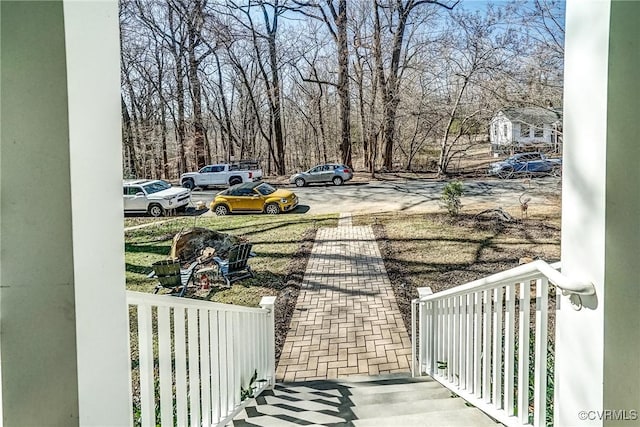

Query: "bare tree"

xmin=119 ymin=0 xmax=564 ymax=179
xmin=372 ymin=0 xmax=458 ymax=171
xmin=293 ymin=0 xmax=352 ymax=167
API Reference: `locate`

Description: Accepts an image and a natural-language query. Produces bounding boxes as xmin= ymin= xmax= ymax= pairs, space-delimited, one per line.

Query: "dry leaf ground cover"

xmin=353 ymin=210 xmax=561 ymax=330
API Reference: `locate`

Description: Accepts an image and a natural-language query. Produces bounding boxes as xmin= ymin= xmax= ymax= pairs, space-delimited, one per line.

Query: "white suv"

xmin=123 ymin=180 xmax=191 ymax=217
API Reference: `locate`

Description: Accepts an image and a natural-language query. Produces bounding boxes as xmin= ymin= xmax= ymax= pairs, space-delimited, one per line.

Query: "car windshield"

xmin=142 ymin=181 xmax=171 ymax=194
xmin=255 ymin=183 xmax=276 ymax=196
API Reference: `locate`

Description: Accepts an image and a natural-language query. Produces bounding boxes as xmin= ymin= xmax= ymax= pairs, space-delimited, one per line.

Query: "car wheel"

xmin=229 ymin=178 xmax=242 ymax=186
xmin=497 ymin=168 xmax=514 ymax=179
xmin=552 ymin=165 xmax=562 ymax=177
xmin=295 ymin=178 xmax=305 ymax=187
xmin=265 ymin=203 xmax=280 ymax=215
xmin=148 ymin=204 xmax=164 ymax=217
xmin=214 ymin=204 xmax=229 ymax=216
xmin=182 ymin=179 xmax=194 ymax=190
xmin=332 ymin=176 xmax=344 ymax=186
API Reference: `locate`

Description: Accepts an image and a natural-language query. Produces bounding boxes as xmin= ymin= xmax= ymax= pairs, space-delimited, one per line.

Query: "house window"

xmin=503 ymin=124 xmax=508 ymax=137
xmin=534 ymin=125 xmax=544 ymax=137
xmin=520 ymin=123 xmax=530 ymax=137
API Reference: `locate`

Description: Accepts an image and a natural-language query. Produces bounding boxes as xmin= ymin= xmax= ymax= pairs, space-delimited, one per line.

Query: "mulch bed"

xmin=273 ymin=228 xmax=315 ymax=363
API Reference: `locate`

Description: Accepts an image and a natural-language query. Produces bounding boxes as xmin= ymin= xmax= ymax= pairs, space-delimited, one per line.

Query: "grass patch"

xmin=125 ymin=214 xmax=338 ymax=307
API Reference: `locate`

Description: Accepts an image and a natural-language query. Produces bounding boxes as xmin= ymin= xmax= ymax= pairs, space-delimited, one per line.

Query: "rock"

xmin=170 ymin=227 xmax=240 ymax=262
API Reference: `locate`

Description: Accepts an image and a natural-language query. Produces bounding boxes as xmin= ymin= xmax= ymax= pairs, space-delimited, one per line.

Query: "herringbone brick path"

xmin=276 ymin=213 xmax=411 ymax=382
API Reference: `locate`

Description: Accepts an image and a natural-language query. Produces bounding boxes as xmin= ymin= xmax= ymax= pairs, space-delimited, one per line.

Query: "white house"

xmin=490 ymin=107 xmax=563 ymax=154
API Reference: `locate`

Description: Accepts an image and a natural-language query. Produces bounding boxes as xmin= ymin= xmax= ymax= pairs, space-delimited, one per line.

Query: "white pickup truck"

xmin=180 ymin=163 xmax=263 ymax=189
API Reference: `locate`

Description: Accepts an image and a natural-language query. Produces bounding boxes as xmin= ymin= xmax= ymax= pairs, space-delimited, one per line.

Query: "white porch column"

xmin=559 ymin=1 xmax=640 ymax=426
xmin=0 ymin=1 xmax=130 ymax=425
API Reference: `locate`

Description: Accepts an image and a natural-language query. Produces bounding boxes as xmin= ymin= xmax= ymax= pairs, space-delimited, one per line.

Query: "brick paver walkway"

xmin=276 ymin=213 xmax=412 ymax=382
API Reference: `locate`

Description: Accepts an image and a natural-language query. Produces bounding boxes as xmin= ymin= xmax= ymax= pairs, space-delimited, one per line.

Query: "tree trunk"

xmin=267 ymin=31 xmax=286 ymax=174
xmin=121 ymin=94 xmax=137 ymax=178
xmin=187 ymin=0 xmax=206 ymax=169
xmin=438 ymin=76 xmax=469 ymax=176
xmin=336 ymin=0 xmax=352 ymax=167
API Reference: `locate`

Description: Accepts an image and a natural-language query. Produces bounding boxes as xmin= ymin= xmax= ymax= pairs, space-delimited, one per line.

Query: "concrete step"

xmin=352 ymin=407 xmax=500 ymax=427
xmin=232 ymin=376 xmax=500 ymax=427
xmin=342 ymin=378 xmax=444 ymax=396
xmin=348 ymin=387 xmax=453 ymax=406
xmin=351 ymin=397 xmax=468 ymax=419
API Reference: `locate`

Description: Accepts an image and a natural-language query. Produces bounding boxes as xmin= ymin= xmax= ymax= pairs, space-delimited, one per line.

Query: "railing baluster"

xmin=518 ymin=281 xmax=531 ymax=425
xmin=504 ymin=284 xmax=516 ymax=416
xmin=137 ymin=304 xmax=155 ymax=427
xmin=534 ymin=278 xmax=549 ymax=427
xmin=174 ymin=307 xmax=188 ymax=427
xmin=157 ymin=306 xmax=173 ymax=426
xmin=187 ymin=308 xmax=201 ymax=427
xmin=459 ymin=295 xmax=467 ymax=390
xmin=228 ymin=311 xmax=237 ymax=411
xmin=473 ymin=291 xmax=482 ymax=397
xmin=434 ymin=300 xmax=440 ymax=375
xmin=447 ymin=298 xmax=454 ymax=382
xmin=453 ymin=297 xmax=460 ymax=385
xmin=443 ymin=299 xmax=449 ymax=380
xmin=250 ymin=311 xmax=257 ymax=381
xmin=482 ymin=289 xmax=493 ymax=402
xmin=209 ymin=310 xmax=220 ymax=424
xmin=199 ymin=309 xmax=211 ymax=427
xmin=466 ymin=294 xmax=474 ymax=391
xmin=259 ymin=310 xmax=266 ymax=381
xmin=240 ymin=312 xmax=248 ymax=399
xmin=414 ymin=301 xmax=420 ymax=376
xmin=247 ymin=313 xmax=254 ymax=386
xmin=219 ymin=310 xmax=229 ymax=417
xmin=492 ymin=287 xmax=504 ymax=407
xmin=438 ymin=299 xmax=444 ymax=378
xmin=427 ymin=301 xmax=438 ymax=375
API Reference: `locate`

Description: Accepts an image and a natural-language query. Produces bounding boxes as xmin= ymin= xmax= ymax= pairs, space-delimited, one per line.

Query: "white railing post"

xmin=416 ymin=288 xmax=433 ymax=376
xmin=260 ymin=296 xmax=277 ymax=387
xmin=411 ymin=300 xmax=418 ymax=377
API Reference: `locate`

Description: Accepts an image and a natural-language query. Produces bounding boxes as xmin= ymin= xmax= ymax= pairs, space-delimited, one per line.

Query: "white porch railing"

xmin=127 ymin=291 xmax=276 ymax=427
xmin=411 ymin=260 xmax=594 ymax=427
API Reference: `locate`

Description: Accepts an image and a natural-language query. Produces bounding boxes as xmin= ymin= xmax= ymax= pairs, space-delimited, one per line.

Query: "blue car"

xmin=489 ymin=152 xmax=562 ymax=178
